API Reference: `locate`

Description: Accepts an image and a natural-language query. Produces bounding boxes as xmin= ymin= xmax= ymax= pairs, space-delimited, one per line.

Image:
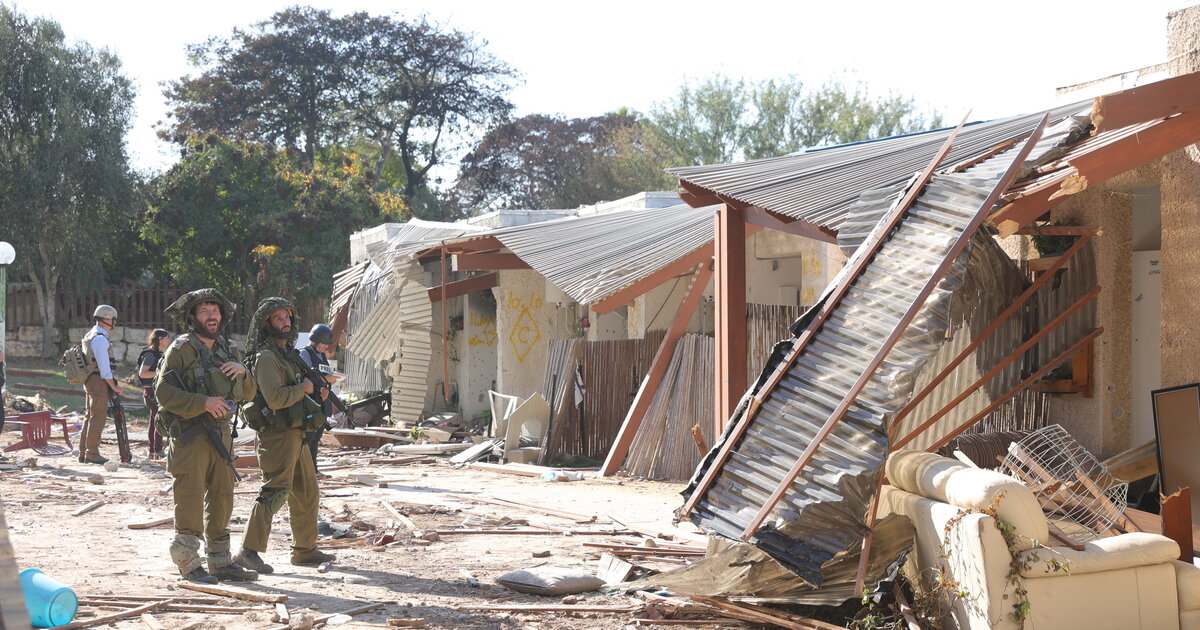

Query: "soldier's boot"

xmin=183 ymin=567 xmax=218 ymax=585
xmin=210 ymin=563 xmax=259 ymax=582
xmin=233 ymin=549 xmax=274 ymax=574
xmin=291 ymin=549 xmax=336 ymax=566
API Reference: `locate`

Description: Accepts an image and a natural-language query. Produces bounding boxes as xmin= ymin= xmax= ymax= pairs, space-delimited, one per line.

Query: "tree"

xmin=143 ymin=135 xmax=407 ymax=319
xmin=0 ymin=6 xmax=136 ymax=356
xmin=163 ymin=8 xmax=517 ymax=216
xmin=449 ymin=113 xmax=650 ymax=212
xmin=650 ymin=74 xmax=943 ymax=166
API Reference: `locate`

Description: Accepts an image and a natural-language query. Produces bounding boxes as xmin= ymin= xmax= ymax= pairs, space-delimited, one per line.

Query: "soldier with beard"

xmin=234 ymin=298 xmax=334 ymax=574
xmin=154 ymin=289 xmax=259 ymax=584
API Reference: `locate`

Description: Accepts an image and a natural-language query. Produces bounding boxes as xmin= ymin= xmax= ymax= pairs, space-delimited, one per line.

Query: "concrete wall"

xmin=493 ymin=270 xmax=556 ymax=399
xmin=1046 ymin=164 xmax=1158 ymax=457
xmin=459 ymin=291 xmax=498 ymax=421
xmin=1161 ymin=5 xmax=1200 ymax=390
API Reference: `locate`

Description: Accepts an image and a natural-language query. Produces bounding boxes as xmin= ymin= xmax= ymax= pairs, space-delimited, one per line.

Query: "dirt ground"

xmin=0 ymin=428 xmax=725 ymax=630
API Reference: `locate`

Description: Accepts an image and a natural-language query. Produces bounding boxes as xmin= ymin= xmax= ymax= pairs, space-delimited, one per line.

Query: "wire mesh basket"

xmin=1000 ymin=424 xmax=1128 ymax=542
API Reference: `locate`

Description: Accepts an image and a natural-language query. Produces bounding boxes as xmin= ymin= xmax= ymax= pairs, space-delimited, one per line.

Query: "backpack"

xmin=61 ymin=331 xmax=100 ymax=385
xmin=61 ymin=343 xmax=94 ymax=385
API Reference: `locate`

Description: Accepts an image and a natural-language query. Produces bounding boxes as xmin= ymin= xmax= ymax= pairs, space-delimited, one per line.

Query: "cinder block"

xmin=4 ymin=340 xmax=41 ymax=358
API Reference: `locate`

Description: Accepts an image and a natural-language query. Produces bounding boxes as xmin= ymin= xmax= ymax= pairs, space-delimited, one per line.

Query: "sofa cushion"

xmin=887 ymin=450 xmax=1048 ymax=549
xmin=1175 ymin=560 xmax=1200 ymax=614
xmin=943 ymin=467 xmax=1049 ymax=549
xmin=886 ymin=449 xmax=967 ymax=499
xmin=1017 ymin=532 xmax=1180 ymax=577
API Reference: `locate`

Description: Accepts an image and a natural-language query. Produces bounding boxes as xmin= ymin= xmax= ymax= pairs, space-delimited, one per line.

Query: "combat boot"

xmin=183 ymin=567 xmax=218 ymax=585
xmin=291 ymin=549 xmax=336 ymax=566
xmin=210 ymin=562 xmax=258 ymax=582
xmin=233 ymin=549 xmax=274 ymax=574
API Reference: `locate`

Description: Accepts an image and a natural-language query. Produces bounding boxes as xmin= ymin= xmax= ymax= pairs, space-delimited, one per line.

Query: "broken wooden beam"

xmin=72 ymin=499 xmax=106 ymax=517
xmin=178 ymin=582 xmax=287 ymax=603
xmin=53 ymin=601 xmax=168 ymax=630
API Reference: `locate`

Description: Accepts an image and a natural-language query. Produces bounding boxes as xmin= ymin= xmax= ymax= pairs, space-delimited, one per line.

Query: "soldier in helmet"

xmin=300 ymin=323 xmax=338 ymax=473
xmin=80 ymin=304 xmax=123 ymax=464
xmin=234 ymin=298 xmax=334 ymax=574
xmin=154 ymin=289 xmax=259 ymax=584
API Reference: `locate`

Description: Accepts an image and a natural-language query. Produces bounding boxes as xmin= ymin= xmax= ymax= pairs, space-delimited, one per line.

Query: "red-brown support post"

xmin=601 ymin=260 xmax=714 ymax=476
xmin=1162 ymin=488 xmax=1194 ymax=561
xmin=714 ymin=204 xmax=747 ymax=435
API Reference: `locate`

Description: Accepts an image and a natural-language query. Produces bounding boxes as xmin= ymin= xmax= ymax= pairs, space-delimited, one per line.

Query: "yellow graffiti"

xmin=508 ymin=307 xmax=541 ymax=362
xmin=467 ymin=312 xmax=497 ymax=347
xmin=506 ymin=292 xmax=544 ymax=311
xmin=627 ymin=302 xmax=642 ymax=332
xmin=801 ymin=287 xmax=816 ymax=305
xmin=803 ymin=257 xmax=824 ymax=275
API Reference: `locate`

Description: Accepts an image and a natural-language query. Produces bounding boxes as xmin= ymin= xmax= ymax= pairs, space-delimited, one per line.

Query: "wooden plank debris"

xmin=459 ymin=604 xmax=642 ymax=613
xmin=178 ymin=582 xmax=288 ymax=603
xmin=273 ymin=603 xmax=290 ymax=624
xmin=53 ymin=600 xmax=168 ymax=630
xmin=267 ymin=602 xmax=384 ymax=630
xmin=140 ymin=613 xmax=166 ymax=630
xmin=126 ymin=516 xmax=173 ymax=529
xmin=72 ymin=499 xmax=106 ymax=517
xmin=464 ymin=495 xmax=600 ymax=523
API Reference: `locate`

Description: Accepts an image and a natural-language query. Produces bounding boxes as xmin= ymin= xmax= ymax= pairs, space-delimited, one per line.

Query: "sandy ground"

xmin=0 ymin=428 xmax=721 ymax=630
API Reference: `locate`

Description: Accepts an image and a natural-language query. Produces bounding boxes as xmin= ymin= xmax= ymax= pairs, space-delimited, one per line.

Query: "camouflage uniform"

xmin=154 ymin=289 xmax=257 ymax=581
xmin=235 ymin=298 xmax=332 ymax=570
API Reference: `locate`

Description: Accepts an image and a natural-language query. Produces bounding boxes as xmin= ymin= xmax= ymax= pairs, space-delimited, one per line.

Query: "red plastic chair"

xmin=4 ymin=411 xmax=73 ymax=456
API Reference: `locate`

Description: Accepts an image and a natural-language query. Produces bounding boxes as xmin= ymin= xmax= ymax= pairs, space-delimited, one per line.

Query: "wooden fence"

xmin=6 ymin=285 xmax=330 ymax=335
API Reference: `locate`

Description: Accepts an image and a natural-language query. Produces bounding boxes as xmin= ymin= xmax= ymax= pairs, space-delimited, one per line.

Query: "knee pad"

xmin=169 ymin=533 xmax=202 ymax=574
xmin=255 ymin=487 xmax=289 ymax=515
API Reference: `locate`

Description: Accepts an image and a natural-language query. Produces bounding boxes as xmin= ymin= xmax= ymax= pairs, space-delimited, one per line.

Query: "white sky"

xmin=15 ymin=0 xmax=1196 ymax=174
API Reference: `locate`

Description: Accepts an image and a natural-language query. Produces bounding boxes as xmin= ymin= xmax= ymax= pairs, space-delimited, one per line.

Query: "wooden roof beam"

xmin=427 ymin=273 xmax=498 ymax=303
xmin=413 ymin=236 xmax=504 ymax=262
xmin=589 ymin=241 xmax=715 ymax=314
xmin=1093 ymin=70 xmax=1200 ymax=134
xmin=742 ymin=206 xmax=838 ymax=244
xmin=452 ymin=253 xmax=530 ymax=271
xmin=991 ymin=107 xmax=1200 ymax=234
xmin=678 ymin=180 xmax=722 ymax=208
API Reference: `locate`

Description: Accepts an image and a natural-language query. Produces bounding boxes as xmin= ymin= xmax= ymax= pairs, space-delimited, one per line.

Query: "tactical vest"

xmin=155 ymin=334 xmax=241 ymax=437
xmin=241 ymin=344 xmax=324 ymax=433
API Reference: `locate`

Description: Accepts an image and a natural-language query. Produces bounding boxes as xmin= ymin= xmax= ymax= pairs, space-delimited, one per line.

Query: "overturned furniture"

xmin=4 ymin=411 xmax=73 ymax=456
xmin=882 ymin=449 xmax=1200 ymax=630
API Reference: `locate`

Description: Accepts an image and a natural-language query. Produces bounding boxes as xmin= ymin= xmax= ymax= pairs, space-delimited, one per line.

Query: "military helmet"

xmin=245 ymin=296 xmax=299 ymax=352
xmin=93 ymin=304 xmax=118 ymax=320
xmin=164 ymin=288 xmax=236 ymax=328
xmin=308 ymin=323 xmax=334 ymax=346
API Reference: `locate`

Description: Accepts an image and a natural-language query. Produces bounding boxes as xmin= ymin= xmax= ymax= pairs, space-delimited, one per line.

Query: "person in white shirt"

xmin=79 ymin=304 xmax=123 ymax=464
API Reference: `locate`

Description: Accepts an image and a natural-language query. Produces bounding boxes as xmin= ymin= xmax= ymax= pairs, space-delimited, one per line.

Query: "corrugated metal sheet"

xmin=681 ymin=117 xmax=1096 ymax=584
xmin=669 ymin=102 xmax=1090 ymax=231
xmin=486 ymin=204 xmax=717 ymax=306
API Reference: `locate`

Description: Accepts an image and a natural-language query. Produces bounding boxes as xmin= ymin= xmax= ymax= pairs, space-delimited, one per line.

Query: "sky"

xmin=13 ymin=0 xmax=1196 ymax=174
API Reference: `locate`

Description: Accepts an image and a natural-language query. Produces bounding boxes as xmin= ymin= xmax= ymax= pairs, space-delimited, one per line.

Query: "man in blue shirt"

xmin=80 ymin=304 xmax=123 ymax=464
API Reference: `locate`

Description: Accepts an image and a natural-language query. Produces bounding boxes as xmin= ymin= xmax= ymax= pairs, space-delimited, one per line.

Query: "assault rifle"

xmin=106 ymin=389 xmax=132 ymax=464
xmin=164 ymin=369 xmax=241 ymax=482
xmin=285 ymin=348 xmax=347 ymax=416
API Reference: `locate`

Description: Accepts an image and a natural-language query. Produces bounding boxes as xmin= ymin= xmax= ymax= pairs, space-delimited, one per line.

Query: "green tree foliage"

xmin=0 ymin=6 xmax=137 ymax=355
xmin=450 ymin=113 xmax=667 ymax=212
xmin=163 ymin=7 xmax=517 ymax=216
xmin=143 ymin=135 xmax=407 ymax=319
xmin=651 ymin=74 xmax=943 ymax=166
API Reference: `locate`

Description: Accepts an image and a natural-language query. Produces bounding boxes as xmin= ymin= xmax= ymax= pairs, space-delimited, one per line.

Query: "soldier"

xmin=234 ymin=298 xmax=334 ymax=574
xmin=154 ymin=289 xmax=259 ymax=584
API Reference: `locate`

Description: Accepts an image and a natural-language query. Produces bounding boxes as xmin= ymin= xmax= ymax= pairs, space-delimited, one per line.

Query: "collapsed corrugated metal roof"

xmin=679 ymin=114 xmax=1102 ymax=586
xmin=668 ymin=101 xmax=1089 ymax=231
xmin=485 ymin=203 xmax=717 ymax=305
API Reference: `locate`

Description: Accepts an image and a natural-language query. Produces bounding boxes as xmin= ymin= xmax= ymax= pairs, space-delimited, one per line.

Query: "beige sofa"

xmin=881 ymin=449 xmax=1200 ymax=630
